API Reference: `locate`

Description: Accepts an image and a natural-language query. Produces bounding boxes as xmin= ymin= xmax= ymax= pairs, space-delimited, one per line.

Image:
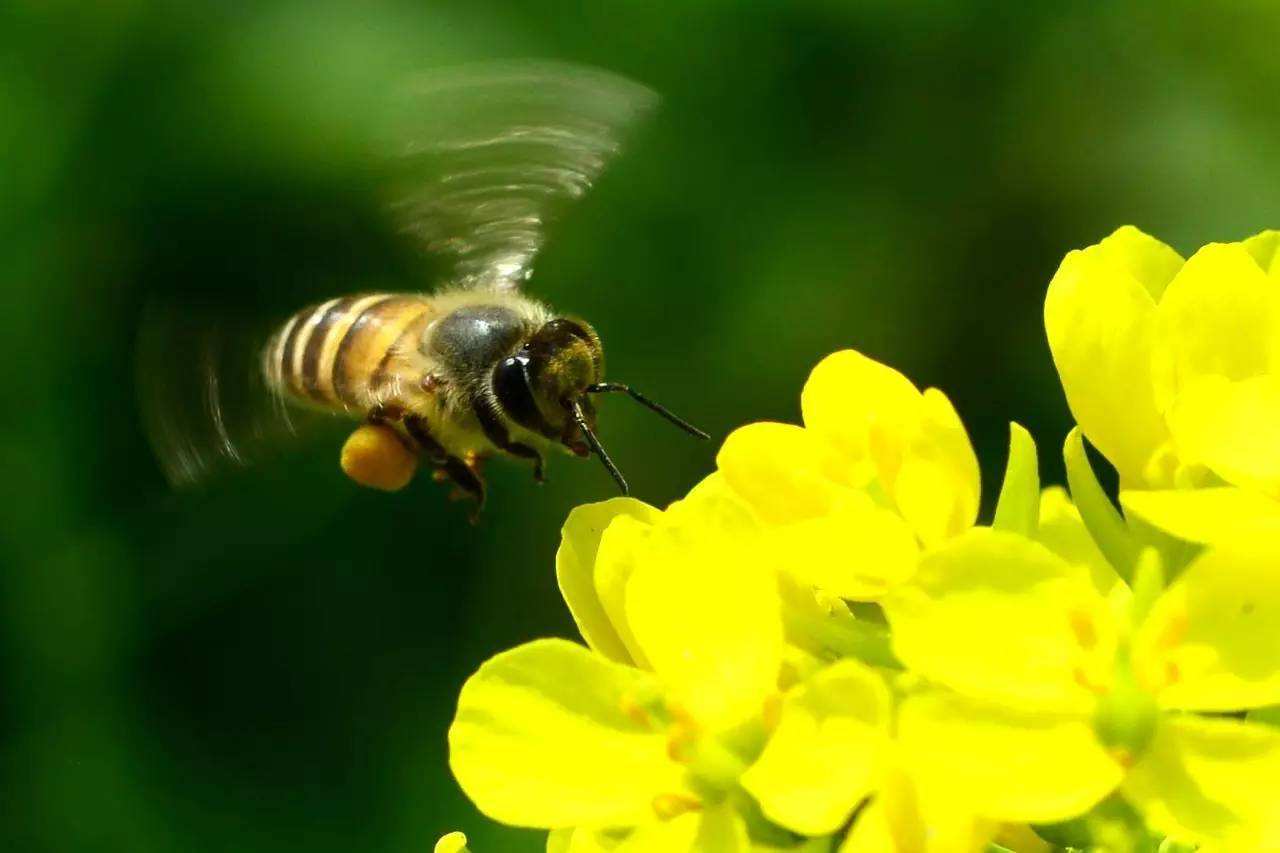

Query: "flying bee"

xmin=260 ymin=287 xmax=706 ymax=505
xmin=140 ymin=61 xmax=707 ymax=510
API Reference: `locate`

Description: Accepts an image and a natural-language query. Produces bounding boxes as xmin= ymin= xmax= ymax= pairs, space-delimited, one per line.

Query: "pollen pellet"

xmin=340 ymin=423 xmax=418 ymax=491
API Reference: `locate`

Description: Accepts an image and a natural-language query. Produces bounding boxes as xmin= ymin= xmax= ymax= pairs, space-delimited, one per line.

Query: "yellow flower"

xmin=449 ymin=485 xmax=773 ymax=845
xmin=739 ymin=659 xmax=893 ymax=836
xmin=1045 ymin=226 xmax=1280 ymax=542
xmin=715 ymin=349 xmax=980 ymax=599
xmin=884 ymin=526 xmax=1280 ymax=847
xmin=451 ymin=476 xmax=912 ymax=850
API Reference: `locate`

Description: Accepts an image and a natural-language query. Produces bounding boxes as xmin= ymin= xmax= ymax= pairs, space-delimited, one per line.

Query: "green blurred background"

xmin=3 ymin=1 xmax=1277 ymax=850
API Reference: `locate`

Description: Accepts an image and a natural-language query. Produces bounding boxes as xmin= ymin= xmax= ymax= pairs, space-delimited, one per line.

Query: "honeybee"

xmin=141 ymin=61 xmax=706 ymax=510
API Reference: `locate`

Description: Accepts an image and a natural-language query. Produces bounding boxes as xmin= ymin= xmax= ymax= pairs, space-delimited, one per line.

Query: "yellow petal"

xmin=1122 ymin=715 xmax=1280 ymax=847
xmin=1134 ymin=537 xmax=1280 ymax=711
xmin=836 ymin=756 xmax=923 ymax=853
xmin=1155 ymin=242 xmax=1277 ymax=399
xmin=990 ymin=824 xmax=1052 ymax=853
xmin=838 ymin=798 xmax=901 ymax=853
xmin=551 ymin=828 xmax=626 ymax=853
xmin=899 ymin=691 xmax=1122 ymax=824
xmin=1241 ymin=229 xmax=1280 ymax=276
xmin=626 ymin=533 xmax=784 ymax=732
xmin=889 ymin=389 xmax=980 ymax=545
xmin=435 ymin=832 xmax=469 ymax=853
xmin=1095 ymin=225 xmax=1185 ymax=299
xmin=769 ymin=494 xmax=920 ymax=600
xmin=800 ymin=349 xmax=922 ymax=473
xmin=663 ymin=472 xmax=760 ymax=539
xmin=839 ymin=760 xmax=995 ymax=853
xmin=788 ymin=350 xmax=979 ymax=544
xmin=449 ymin=639 xmax=687 ymax=828
xmin=716 ymin=422 xmax=851 ymax=524
xmin=617 ymin=806 xmax=748 ymax=853
xmin=593 ymin=515 xmax=657 ymax=669
xmin=741 ymin=660 xmax=891 ymax=835
xmin=1167 ymin=375 xmax=1280 ymax=498
xmin=1120 ymin=486 xmax=1280 ymax=544
xmin=558 ymin=499 xmax=662 ymax=664
xmin=1037 ymin=486 xmax=1122 ymax=595
xmin=1044 ymin=240 xmax=1168 ymax=486
xmin=883 ymin=528 xmax=1106 ymax=712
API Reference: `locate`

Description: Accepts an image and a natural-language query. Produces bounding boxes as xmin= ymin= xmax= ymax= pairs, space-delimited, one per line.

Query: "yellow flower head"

xmin=884 ymin=523 xmax=1280 ymax=847
xmin=449 ymin=481 xmax=772 ymax=835
xmin=449 ymin=474 xmax=912 ymax=850
xmin=715 ymin=349 xmax=980 ymax=599
xmin=1045 ymin=227 xmax=1280 ymax=541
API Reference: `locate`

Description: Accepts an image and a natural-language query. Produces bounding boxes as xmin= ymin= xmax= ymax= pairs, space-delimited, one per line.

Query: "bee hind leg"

xmin=404 ymin=414 xmax=486 ymax=517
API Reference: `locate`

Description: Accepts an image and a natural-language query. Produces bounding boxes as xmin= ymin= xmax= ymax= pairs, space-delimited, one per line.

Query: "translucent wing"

xmin=137 ymin=303 xmax=335 ymax=488
xmin=386 ymin=60 xmax=659 ymax=291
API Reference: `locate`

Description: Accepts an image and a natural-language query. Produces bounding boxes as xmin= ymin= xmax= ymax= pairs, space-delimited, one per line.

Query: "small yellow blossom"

xmin=715 ymin=349 xmax=980 ymax=599
xmin=1045 ymin=226 xmax=1280 ymax=541
xmin=739 ymin=659 xmax=892 ymax=835
xmin=451 ymin=476 xmax=905 ymax=850
xmin=449 ymin=489 xmax=768 ymax=843
xmin=885 ymin=527 xmax=1280 ymax=847
xmin=450 ymin=470 xmax=1004 ymax=850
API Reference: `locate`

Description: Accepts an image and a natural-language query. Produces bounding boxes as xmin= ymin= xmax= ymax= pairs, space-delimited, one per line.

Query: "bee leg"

xmin=368 ymin=403 xmax=406 ymax=425
xmin=473 ymin=400 xmax=546 ymax=484
xmin=440 ymin=457 xmax=486 ymax=522
xmin=404 ymin=414 xmax=486 ymax=515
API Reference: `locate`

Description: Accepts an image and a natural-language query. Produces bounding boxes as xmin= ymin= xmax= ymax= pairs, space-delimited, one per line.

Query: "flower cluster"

xmin=438 ymin=228 xmax=1280 ymax=853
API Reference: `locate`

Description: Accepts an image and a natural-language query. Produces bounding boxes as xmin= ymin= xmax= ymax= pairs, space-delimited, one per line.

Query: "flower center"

xmin=1092 ymin=668 xmax=1159 ymax=762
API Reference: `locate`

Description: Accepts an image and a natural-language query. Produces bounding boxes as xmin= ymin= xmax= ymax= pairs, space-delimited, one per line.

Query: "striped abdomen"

xmin=263 ymin=293 xmax=436 ymax=413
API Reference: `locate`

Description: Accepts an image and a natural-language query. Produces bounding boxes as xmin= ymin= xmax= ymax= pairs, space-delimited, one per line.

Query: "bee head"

xmin=492 ymin=318 xmax=603 ymax=452
xmin=492 ymin=317 xmax=708 ymax=496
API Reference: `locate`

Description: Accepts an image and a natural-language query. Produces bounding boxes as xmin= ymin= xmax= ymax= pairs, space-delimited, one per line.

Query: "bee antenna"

xmin=585 ymin=382 xmax=710 ymax=440
xmin=569 ymin=400 xmax=629 ymax=495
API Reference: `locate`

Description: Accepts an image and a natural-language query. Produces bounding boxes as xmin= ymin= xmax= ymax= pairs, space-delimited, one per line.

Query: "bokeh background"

xmin=4 ymin=1 xmax=1278 ymax=850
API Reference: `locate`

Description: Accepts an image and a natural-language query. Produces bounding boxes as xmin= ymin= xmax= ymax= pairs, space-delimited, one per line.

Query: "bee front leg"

xmin=473 ymin=400 xmax=546 ymax=484
xmin=404 ymin=414 xmax=486 ymax=515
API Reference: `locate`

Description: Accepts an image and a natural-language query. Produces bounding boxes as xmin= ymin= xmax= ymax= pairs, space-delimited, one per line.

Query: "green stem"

xmin=1063 ymin=428 xmax=1138 ymax=582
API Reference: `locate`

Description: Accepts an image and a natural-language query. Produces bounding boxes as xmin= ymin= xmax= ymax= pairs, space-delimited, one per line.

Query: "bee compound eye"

xmin=492 ymin=355 xmax=549 ymax=436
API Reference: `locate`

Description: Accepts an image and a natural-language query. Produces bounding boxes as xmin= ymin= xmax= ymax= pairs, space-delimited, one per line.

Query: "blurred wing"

xmin=387 ymin=60 xmax=658 ymax=291
xmin=137 ymin=303 xmax=332 ymax=489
